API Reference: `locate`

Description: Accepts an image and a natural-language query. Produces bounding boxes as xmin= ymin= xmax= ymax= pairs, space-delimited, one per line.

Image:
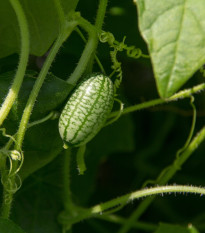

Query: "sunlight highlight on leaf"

xmin=136 ymin=0 xmax=205 ymax=97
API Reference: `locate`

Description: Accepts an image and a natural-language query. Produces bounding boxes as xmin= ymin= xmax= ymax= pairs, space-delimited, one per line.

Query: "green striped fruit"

xmin=59 ymin=74 xmax=114 ymax=147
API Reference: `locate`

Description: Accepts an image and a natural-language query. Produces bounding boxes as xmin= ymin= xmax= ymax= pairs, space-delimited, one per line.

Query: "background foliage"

xmin=1 ymin=0 xmax=205 ymax=232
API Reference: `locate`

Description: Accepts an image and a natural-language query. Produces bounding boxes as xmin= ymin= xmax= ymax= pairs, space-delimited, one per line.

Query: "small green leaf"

xmin=136 ymin=0 xmax=205 ymax=97
xmin=154 ymin=223 xmax=200 ymax=233
xmin=0 ymin=218 xmax=25 ymax=233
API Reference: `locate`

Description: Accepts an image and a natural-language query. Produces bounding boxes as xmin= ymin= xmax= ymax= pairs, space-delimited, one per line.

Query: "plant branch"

xmin=1 ymin=17 xmax=78 ymax=220
xmin=0 ymin=0 xmax=29 ymax=127
xmin=66 ymin=16 xmax=97 ymax=84
xmin=109 ymin=82 xmax=205 ymax=118
xmin=118 ymin=124 xmax=205 ymax=233
xmin=66 ymin=1 xmax=108 ymax=85
xmin=59 ymin=184 xmax=205 ymax=227
xmin=86 ymin=0 xmax=108 ymax=72
xmin=90 ymin=185 xmax=205 ymax=215
xmin=75 ymin=27 xmax=105 ymax=73
xmin=15 ymin=22 xmax=77 ymax=149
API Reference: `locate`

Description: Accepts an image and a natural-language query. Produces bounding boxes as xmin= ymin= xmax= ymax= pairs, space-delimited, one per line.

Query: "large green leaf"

xmin=154 ymin=223 xmax=200 ymax=233
xmin=0 ymin=218 xmax=25 ymax=233
xmin=136 ymin=0 xmax=205 ymax=98
xmin=0 ymin=0 xmax=79 ymax=58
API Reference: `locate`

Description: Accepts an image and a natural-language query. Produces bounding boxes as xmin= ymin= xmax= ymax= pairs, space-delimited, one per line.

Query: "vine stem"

xmin=67 ymin=0 xmax=108 ymax=84
xmin=86 ymin=0 xmax=108 ymax=72
xmin=108 ymin=83 xmax=205 ymax=118
xmin=59 ymin=184 xmax=205 ymax=227
xmin=0 ymin=0 xmax=29 ymax=127
xmin=90 ymin=185 xmax=205 ymax=214
xmin=67 ymin=35 xmax=96 ymax=85
xmin=118 ymin=124 xmax=205 ymax=233
xmin=58 ymin=125 xmax=205 ymax=229
xmin=1 ymin=17 xmax=78 ymax=220
xmin=15 ymin=22 xmax=77 ymax=149
xmin=75 ymin=27 xmax=105 ymax=73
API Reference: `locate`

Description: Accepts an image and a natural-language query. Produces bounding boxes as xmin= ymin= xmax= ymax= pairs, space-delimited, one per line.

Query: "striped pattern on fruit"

xmin=59 ymin=74 xmax=114 ymax=147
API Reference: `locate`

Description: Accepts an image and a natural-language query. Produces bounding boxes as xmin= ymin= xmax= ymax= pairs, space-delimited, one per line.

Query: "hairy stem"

xmin=67 ymin=0 xmax=107 ymax=84
xmin=91 ymin=185 xmax=205 ymax=214
xmin=0 ymin=0 xmax=29 ymax=127
xmin=118 ymin=125 xmax=205 ymax=233
xmin=109 ymin=83 xmax=205 ymax=118
xmin=75 ymin=27 xmax=105 ymax=73
xmin=1 ymin=18 xmax=78 ymax=220
xmin=59 ymin=184 xmax=205 ymax=227
xmin=87 ymin=0 xmax=108 ymax=72
xmin=15 ymin=22 xmax=77 ymax=149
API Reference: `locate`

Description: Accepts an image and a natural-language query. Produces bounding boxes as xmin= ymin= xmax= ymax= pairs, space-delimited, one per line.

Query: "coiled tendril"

xmin=99 ymin=31 xmax=149 ymax=94
xmin=0 ymin=128 xmax=23 ymax=197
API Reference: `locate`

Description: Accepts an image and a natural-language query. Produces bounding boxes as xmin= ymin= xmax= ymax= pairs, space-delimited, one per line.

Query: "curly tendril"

xmin=0 ymin=128 xmax=18 ymax=147
xmin=0 ymin=127 xmax=24 ymax=172
xmin=1 ymin=170 xmax=22 ymax=196
xmin=99 ymin=31 xmax=149 ymax=94
xmin=0 ymin=149 xmax=24 ymax=176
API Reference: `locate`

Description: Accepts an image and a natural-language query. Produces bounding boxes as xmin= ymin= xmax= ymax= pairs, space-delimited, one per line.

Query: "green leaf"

xmin=0 ymin=218 xmax=25 ymax=233
xmin=0 ymin=70 xmax=73 ymax=121
xmin=19 ymin=119 xmax=63 ymax=180
xmin=136 ymin=0 xmax=205 ymax=97
xmin=154 ymin=223 xmax=200 ymax=233
xmin=13 ymin=167 xmax=63 ymax=233
xmin=0 ymin=70 xmax=73 ymax=179
xmin=0 ymin=0 xmax=79 ymax=58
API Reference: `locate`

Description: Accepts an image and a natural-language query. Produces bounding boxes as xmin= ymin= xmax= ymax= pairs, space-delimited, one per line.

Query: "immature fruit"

xmin=59 ymin=74 xmax=114 ymax=147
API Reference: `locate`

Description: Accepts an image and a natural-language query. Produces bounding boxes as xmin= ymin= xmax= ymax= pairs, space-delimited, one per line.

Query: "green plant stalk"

xmin=0 ymin=20 xmax=78 ymax=219
xmin=59 ymin=184 xmax=205 ymax=227
xmin=109 ymin=82 xmax=205 ymax=118
xmin=58 ymin=125 xmax=205 ymax=228
xmin=86 ymin=0 xmax=108 ymax=72
xmin=75 ymin=27 xmax=105 ymax=73
xmin=67 ymin=0 xmax=108 ymax=83
xmin=0 ymin=0 xmax=29 ymax=127
xmin=16 ymin=23 xmax=77 ymax=149
xmin=91 ymin=185 xmax=205 ymax=214
xmin=118 ymin=125 xmax=205 ymax=233
xmin=67 ymin=5 xmax=108 ymax=85
xmin=67 ymin=35 xmax=96 ymax=85
xmin=67 ymin=17 xmax=97 ymax=84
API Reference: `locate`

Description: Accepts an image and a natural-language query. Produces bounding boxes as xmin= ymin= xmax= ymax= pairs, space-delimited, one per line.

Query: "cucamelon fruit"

xmin=59 ymin=74 xmax=114 ymax=147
